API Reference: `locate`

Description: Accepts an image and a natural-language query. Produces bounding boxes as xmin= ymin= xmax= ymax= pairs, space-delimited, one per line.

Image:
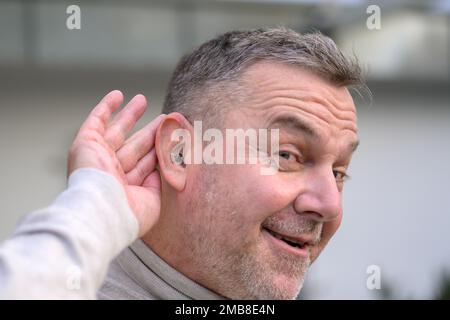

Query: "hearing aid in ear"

xmin=170 ymin=143 xmax=186 ymax=167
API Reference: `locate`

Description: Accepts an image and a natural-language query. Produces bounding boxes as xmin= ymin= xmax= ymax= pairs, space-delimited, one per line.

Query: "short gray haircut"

xmin=162 ymin=27 xmax=364 ymax=126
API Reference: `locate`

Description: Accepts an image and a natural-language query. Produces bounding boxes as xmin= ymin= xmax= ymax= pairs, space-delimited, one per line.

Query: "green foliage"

xmin=433 ymin=270 xmax=450 ymax=300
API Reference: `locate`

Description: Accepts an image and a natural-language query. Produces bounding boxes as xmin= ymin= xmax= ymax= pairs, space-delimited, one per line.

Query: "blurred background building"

xmin=0 ymin=0 xmax=449 ymax=299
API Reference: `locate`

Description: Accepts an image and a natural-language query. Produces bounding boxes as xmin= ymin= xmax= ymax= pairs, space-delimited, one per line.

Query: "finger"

xmin=79 ymin=90 xmax=124 ymax=136
xmin=117 ymin=114 xmax=166 ymax=173
xmin=142 ymin=170 xmax=162 ymax=192
xmin=104 ymin=94 xmax=148 ymax=151
xmin=126 ymin=148 xmax=157 ymax=186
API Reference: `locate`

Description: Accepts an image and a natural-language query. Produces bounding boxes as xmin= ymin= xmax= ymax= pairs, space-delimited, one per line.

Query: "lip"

xmin=262 ymin=227 xmax=310 ymax=259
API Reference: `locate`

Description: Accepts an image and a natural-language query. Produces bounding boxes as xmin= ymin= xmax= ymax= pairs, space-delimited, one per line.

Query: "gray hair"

xmin=162 ymin=27 xmax=364 ymax=125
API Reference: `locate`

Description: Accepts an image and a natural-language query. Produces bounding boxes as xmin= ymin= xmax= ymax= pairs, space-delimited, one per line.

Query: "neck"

xmin=142 ymin=207 xmax=202 ymax=284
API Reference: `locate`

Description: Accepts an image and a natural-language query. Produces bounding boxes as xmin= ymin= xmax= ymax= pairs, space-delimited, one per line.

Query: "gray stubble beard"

xmin=195 ymin=224 xmax=313 ymax=300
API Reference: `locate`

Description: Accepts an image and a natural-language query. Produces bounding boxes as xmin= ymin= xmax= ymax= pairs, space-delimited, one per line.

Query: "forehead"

xmin=232 ymin=60 xmax=358 ymax=146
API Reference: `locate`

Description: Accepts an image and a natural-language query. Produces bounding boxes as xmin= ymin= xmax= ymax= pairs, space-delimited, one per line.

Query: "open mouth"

xmin=263 ymin=227 xmax=308 ymax=249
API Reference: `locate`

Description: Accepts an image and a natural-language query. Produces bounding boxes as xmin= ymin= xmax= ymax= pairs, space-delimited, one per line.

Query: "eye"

xmin=333 ymin=170 xmax=349 ymax=182
xmin=278 ymin=150 xmax=295 ymax=161
xmin=275 ymin=150 xmax=304 ymax=172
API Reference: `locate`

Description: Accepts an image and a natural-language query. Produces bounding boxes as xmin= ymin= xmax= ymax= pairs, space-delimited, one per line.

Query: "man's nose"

xmin=293 ymin=167 xmax=341 ymax=223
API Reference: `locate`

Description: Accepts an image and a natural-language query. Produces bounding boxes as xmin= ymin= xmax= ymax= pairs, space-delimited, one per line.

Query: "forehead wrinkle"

xmin=244 ymin=72 xmax=355 ymax=107
xmin=239 ymin=69 xmax=358 ymax=135
xmin=266 ymin=112 xmax=359 ymax=164
xmin=250 ymin=96 xmax=357 ymax=134
xmin=255 ymin=86 xmax=356 ymax=117
xmin=244 ymin=83 xmax=356 ymax=122
xmin=303 ymin=91 xmax=356 ymax=121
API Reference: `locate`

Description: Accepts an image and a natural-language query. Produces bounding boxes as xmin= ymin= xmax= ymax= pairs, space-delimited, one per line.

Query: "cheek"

xmin=237 ymin=169 xmax=296 ymax=222
xmin=194 ymin=164 xmax=299 ymax=237
xmin=322 ymin=214 xmax=342 ymax=243
xmin=310 ymin=212 xmax=343 ymax=262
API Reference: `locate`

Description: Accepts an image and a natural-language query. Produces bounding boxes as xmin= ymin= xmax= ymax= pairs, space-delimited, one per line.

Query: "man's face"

xmin=178 ymin=61 xmax=359 ymax=299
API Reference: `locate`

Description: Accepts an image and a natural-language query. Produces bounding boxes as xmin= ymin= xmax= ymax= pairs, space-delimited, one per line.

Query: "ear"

xmin=156 ymin=112 xmax=192 ymax=192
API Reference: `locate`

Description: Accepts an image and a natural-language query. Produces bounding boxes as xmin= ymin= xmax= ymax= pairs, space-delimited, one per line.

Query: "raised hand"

xmin=67 ymin=90 xmax=165 ymax=236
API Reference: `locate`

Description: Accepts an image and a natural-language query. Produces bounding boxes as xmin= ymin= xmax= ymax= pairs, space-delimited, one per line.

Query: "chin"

xmin=241 ymin=271 xmax=306 ymax=300
xmin=270 ymin=273 xmax=305 ymax=300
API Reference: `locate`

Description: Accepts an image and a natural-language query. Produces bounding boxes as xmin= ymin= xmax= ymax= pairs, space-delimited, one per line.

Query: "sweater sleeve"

xmin=0 ymin=168 xmax=139 ymax=299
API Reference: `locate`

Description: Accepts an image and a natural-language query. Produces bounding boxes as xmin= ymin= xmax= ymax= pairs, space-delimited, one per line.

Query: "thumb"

xmin=126 ymin=186 xmax=161 ymax=236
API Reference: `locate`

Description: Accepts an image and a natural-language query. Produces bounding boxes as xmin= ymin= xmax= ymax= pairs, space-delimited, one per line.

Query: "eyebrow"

xmin=268 ymin=114 xmax=360 ymax=154
xmin=269 ymin=115 xmax=320 ymax=140
xmin=268 ymin=115 xmax=321 ymax=140
xmin=349 ymin=139 xmax=360 ymax=153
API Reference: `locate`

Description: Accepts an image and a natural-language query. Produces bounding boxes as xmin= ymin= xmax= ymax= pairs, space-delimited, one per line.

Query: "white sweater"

xmin=0 ymin=168 xmax=139 ymax=299
xmin=0 ymin=168 xmax=224 ymax=300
